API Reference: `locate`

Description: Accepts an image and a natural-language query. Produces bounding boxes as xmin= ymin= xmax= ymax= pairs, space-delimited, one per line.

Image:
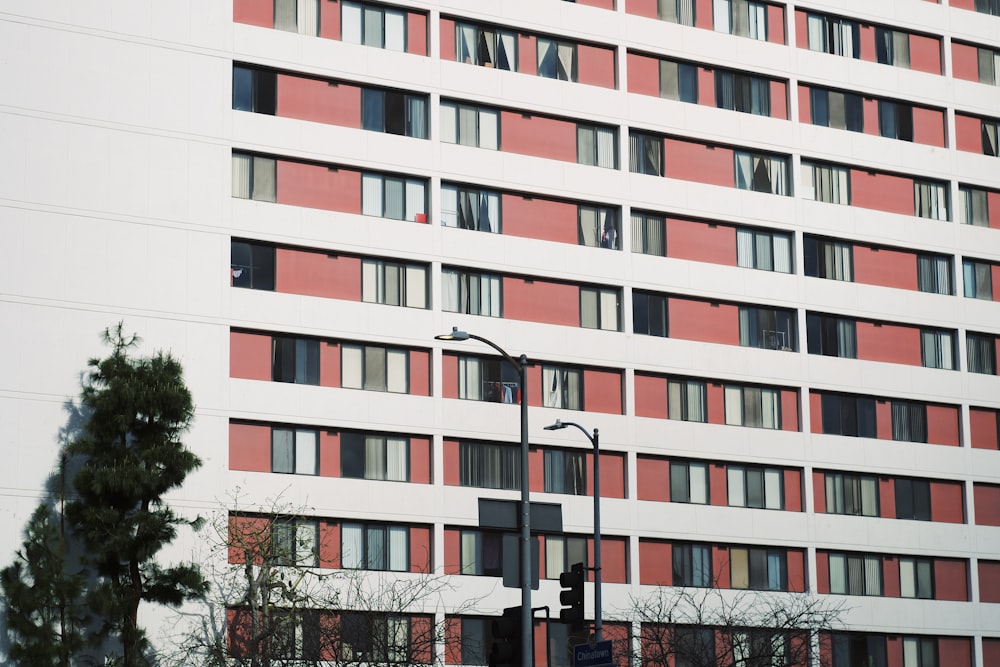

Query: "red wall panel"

xmin=407 ymin=12 xmax=427 ymax=56
xmin=697 ymin=67 xmax=715 ymax=106
xmin=930 ymin=481 xmax=965 ymax=523
xmin=637 ymin=456 xmax=669 ymax=501
xmin=809 ymin=391 xmax=823 ymax=434
xmin=787 ymin=549 xmax=805 ymax=592
xmin=926 ymin=405 xmax=960 ymax=446
xmin=439 ymin=18 xmax=456 ymax=61
xmin=862 ymin=97 xmax=880 ymax=136
xmin=970 ymin=408 xmax=999 ymax=450
xmin=276 ymin=249 xmax=360 ymax=300
xmin=500 ymin=111 xmax=578 ymax=163
xmin=442 ymin=439 xmax=459 ymax=486
xmin=955 ymin=113 xmax=983 ymax=153
xmin=934 ymin=559 xmax=968 ymax=601
xmin=443 ymin=528 xmax=460 ymax=574
xmin=627 ymin=52 xmax=660 ymax=96
xmin=590 ymin=452 xmax=625 ymax=498
xmin=635 ymin=373 xmax=667 ymax=418
xmin=229 ymin=422 xmax=271 ymax=472
xmin=880 ymin=478 xmax=896 ymax=518
xmin=638 ymin=541 xmax=671 ymax=584
xmin=501 ymin=194 xmax=578 ymax=244
xmin=710 ymin=464 xmax=727 ymax=506
xmin=938 ymin=638 xmax=972 ymax=667
xmin=320 ymin=341 xmax=340 ymax=388
xmin=770 ymin=80 xmax=787 ymax=119
xmin=850 ymin=169 xmax=914 ymax=215
xmin=766 ymin=4 xmax=785 ymax=45
xmin=713 ymin=546 xmax=731 ymax=588
xmin=519 ymin=34 xmax=537 ymax=76
xmin=784 ymin=469 xmax=802 ymax=512
xmin=911 ymin=106 xmax=945 ymax=147
xmin=853 ymin=245 xmax=918 ymax=290
xmin=781 ymin=389 xmax=799 ymax=432
xmin=667 ymin=218 xmax=737 ymax=265
xmin=707 ymin=383 xmax=725 ymax=424
xmin=979 ymin=560 xmax=1000 ymax=602
xmin=876 ymin=401 xmax=892 ymax=440
xmin=233 ymin=0 xmax=273 ymax=28
xmin=855 ymin=321 xmax=922 ymax=366
xmin=627 ymin=0 xmax=659 ymax=19
xmin=584 ymin=368 xmax=623 ymax=414
xmin=815 ymin=551 xmax=829 ymax=593
xmin=441 ymin=353 xmax=458 ymax=399
xmin=319 ymin=521 xmax=340 ymax=568
xmin=952 ymin=42 xmax=981 ymax=82
xmin=409 ymin=349 xmax=430 ymax=396
xmin=228 ymin=515 xmax=271 ymax=564
xmin=410 ymin=526 xmax=432 ymax=572
xmin=502 ymin=277 xmax=579 ymax=326
xmin=797 ymin=84 xmax=810 ymax=121
xmin=794 ymin=11 xmax=808 ymax=49
xmin=664 ymin=138 xmax=734 ymax=186
xmin=883 ymin=557 xmax=901 ymax=597
xmin=319 ymin=0 xmax=340 ymax=39
xmin=577 ymin=43 xmax=616 ymax=89
xmin=909 ymin=34 xmax=941 ymax=75
xmin=527 ymin=364 xmax=542 ymax=407
xmin=230 ymin=330 xmax=272 ymax=380
xmin=994 ymin=261 xmax=1000 ymax=293
xmin=951 ymin=0 xmax=976 ymax=7
xmin=695 ymin=0 xmax=713 ymax=29
xmin=668 ymin=297 xmax=740 ymax=345
xmin=276 ymin=161 xmax=363 ymax=214
xmin=860 ymin=25 xmax=877 ymax=63
xmin=813 ymin=471 xmax=826 ymax=513
xmin=529 ymin=448 xmax=544 ymax=493
xmin=974 ymin=483 xmax=1000 ymax=526
xmin=576 ymin=0 xmax=615 ymax=7
xmin=320 ymin=431 xmax=339 ymax=477
xmin=600 ymin=537 xmax=628 ymax=583
xmin=277 ymin=75 xmax=361 ymax=128
xmin=986 ymin=640 xmax=1000 ymax=667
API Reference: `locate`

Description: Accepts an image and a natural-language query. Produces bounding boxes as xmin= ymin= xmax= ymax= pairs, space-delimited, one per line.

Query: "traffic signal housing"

xmin=489 ymin=606 xmax=523 ymax=667
xmin=559 ymin=562 xmax=586 ymax=632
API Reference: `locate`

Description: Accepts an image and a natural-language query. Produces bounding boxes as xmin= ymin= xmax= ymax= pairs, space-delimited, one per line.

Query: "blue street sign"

xmin=574 ymin=640 xmax=613 ymax=667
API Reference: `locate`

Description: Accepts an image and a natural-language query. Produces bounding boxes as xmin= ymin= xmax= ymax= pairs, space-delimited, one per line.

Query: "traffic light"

xmin=489 ymin=606 xmax=523 ymax=667
xmin=559 ymin=562 xmax=586 ymax=632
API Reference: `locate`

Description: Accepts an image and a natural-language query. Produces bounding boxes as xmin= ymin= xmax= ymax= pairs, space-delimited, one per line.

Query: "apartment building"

xmin=1 ymin=0 xmax=999 ymax=664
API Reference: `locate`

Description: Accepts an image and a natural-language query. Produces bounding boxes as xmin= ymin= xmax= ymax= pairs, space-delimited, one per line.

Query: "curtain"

xmin=342 ymin=523 xmax=364 ymax=568
xmin=755 ymin=231 xmax=773 ymax=270
xmin=716 ymin=71 xmax=735 ymax=111
xmin=405 ymin=179 xmax=425 ymax=222
xmin=736 ymin=228 xmax=754 ymax=268
xmin=458 ymin=106 xmax=477 ymax=146
xmin=405 ymin=265 xmax=425 ymax=309
xmin=915 ymin=181 xmax=948 ymax=220
xmin=295 ymin=430 xmax=317 ymax=475
xmin=767 ymin=156 xmax=787 ymax=194
xmin=692 ymin=546 xmax=710 ymax=586
xmin=689 ymin=463 xmax=708 ymax=503
xmin=761 ymin=389 xmax=779 ymax=429
xmin=364 ymin=5 xmax=383 ymax=48
xmin=596 ymin=126 xmax=615 ymax=168
xmin=659 ymin=0 xmax=678 ymax=22
xmin=274 ymin=0 xmax=297 ymax=32
xmin=272 ymin=429 xmax=294 ymax=473
xmin=725 ymin=385 xmax=743 ymax=425
xmin=479 ymin=109 xmax=499 ymax=150
xmin=497 ymin=31 xmax=516 ymax=71
xmin=773 ymin=233 xmax=792 ymax=273
xmin=983 ymin=121 xmax=999 ymax=156
xmin=713 ymin=0 xmax=731 ymax=33
xmin=829 ymin=554 xmax=846 ymax=594
xmin=767 ymin=551 xmax=783 ymax=590
xmin=764 ymin=468 xmax=782 ymax=508
xmin=366 ymin=436 xmax=386 ymax=479
xmin=406 ymin=96 xmax=426 ymax=139
xmin=341 ymin=1 xmax=362 ymax=44
xmin=388 ymin=526 xmax=407 ymax=571
xmin=893 ymin=31 xmax=910 ymax=67
xmin=299 ymin=0 xmax=319 ymax=35
xmin=386 ymin=349 xmax=407 ymax=392
xmin=384 ymin=177 xmax=404 ymax=219
xmin=231 ymin=153 xmax=251 ymax=198
xmin=341 ymin=345 xmax=363 ymax=389
xmin=557 ymin=42 xmax=576 ymax=81
xmin=967 ymin=334 xmax=997 ymax=374
xmin=457 ymin=23 xmax=476 ymax=63
xmin=751 ymin=76 xmax=770 ymax=115
xmin=441 ymin=270 xmax=458 ymax=312
xmin=458 ymin=357 xmax=481 ymax=400
xmin=537 ymin=39 xmax=557 ymax=78
xmin=252 ymin=156 xmax=276 ymax=202
xmin=660 ymin=60 xmax=679 ymax=99
xmin=362 ymin=174 xmax=383 ymax=216
xmin=483 ymin=191 xmax=500 ymax=232
xmin=728 ymin=468 xmax=745 ymax=507
xmin=807 ymin=14 xmax=825 ymax=52
xmin=747 ymin=1 xmax=766 ymax=40
xmin=864 ymin=555 xmax=882 ymax=595
xmin=439 ymin=102 xmax=457 ymax=144
xmin=601 ymin=290 xmax=619 ymax=330
xmin=546 ymin=538 xmax=565 ymax=577
xmin=577 ymin=127 xmax=596 ymax=167
xmin=734 ymin=152 xmax=753 ymax=189
xmin=837 ymin=318 xmax=856 ymax=358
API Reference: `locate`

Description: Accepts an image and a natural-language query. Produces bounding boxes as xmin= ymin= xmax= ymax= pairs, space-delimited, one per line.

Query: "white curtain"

xmin=364 ymin=6 xmax=383 ymax=47
xmin=366 ymin=436 xmax=386 ymax=479
xmin=773 ymin=234 xmax=792 ymax=273
xmin=384 ymin=10 xmax=405 ymax=52
xmin=764 ymin=468 xmax=782 ymax=508
xmin=690 ymin=463 xmax=708 ymax=503
xmin=299 ymin=0 xmax=319 ymax=35
xmin=460 ymin=531 xmax=480 ymax=574
xmin=728 ymin=467 xmax=746 ymax=507
xmin=440 ymin=185 xmax=458 ymax=227
xmin=734 ymin=152 xmax=753 ymax=190
xmin=362 ymin=260 xmax=378 ymax=303
xmin=342 ymin=523 xmax=364 ymax=568
xmin=440 ymin=103 xmax=457 ymax=144
xmin=546 ymin=538 xmax=565 ymax=577
xmin=386 ymin=349 xmax=407 ymax=393
xmin=458 ymin=106 xmax=477 ymax=146
xmin=458 ymin=357 xmax=481 ymax=400
xmin=497 ymin=32 xmax=516 ymax=70
xmin=232 ymin=153 xmax=251 ymax=198
xmin=899 ymin=559 xmax=916 ymax=597
xmin=441 ymin=270 xmax=459 ymax=312
xmin=861 ymin=477 xmax=878 ymax=516
xmin=405 ymin=265 xmax=426 ymax=309
xmin=485 ymin=192 xmax=500 ymax=232
xmin=762 ymin=389 xmax=779 ymax=429
xmin=295 ymin=429 xmax=317 ymax=475
xmin=272 ymin=429 xmax=294 ymax=473
xmin=601 ymin=290 xmax=619 ymax=331
xmin=736 ymin=228 xmax=754 ymax=268
xmin=864 ymin=555 xmax=882 ymax=595
xmin=388 ymin=526 xmax=407 ymax=570
xmin=725 ymin=386 xmax=743 ymax=425
xmin=714 ymin=0 xmax=731 ymax=34
xmin=829 ymin=554 xmax=846 ymax=593
xmin=807 ymin=14 xmax=825 ymax=51
xmin=596 ymin=127 xmax=615 ymax=168
xmin=405 ymin=179 xmax=425 ymax=221
xmin=479 ymin=109 xmax=499 ymax=150
xmin=747 ymin=1 xmax=766 ymax=40
xmin=342 ymin=345 xmax=363 ymax=389
xmin=386 ymin=437 xmax=407 ymax=481
xmin=341 ymin=1 xmax=362 ymax=44
xmin=457 ymin=24 xmax=476 ymax=63
xmin=362 ymin=174 xmax=383 ymax=216
xmin=274 ymin=0 xmax=297 ymax=32
xmin=557 ymin=43 xmax=576 ymax=81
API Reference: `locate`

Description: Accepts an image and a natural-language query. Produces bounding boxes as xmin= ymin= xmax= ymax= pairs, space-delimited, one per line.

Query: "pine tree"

xmin=64 ymin=323 xmax=209 ymax=667
xmin=0 ymin=503 xmax=90 ymax=666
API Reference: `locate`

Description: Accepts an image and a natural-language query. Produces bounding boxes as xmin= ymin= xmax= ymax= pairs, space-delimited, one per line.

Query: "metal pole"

xmin=592 ymin=428 xmax=602 ymax=641
xmin=519 ymin=355 xmax=532 ymax=667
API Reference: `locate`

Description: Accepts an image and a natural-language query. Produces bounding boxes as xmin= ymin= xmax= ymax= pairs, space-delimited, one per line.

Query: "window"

xmin=730 ymin=547 xmax=787 ymax=590
xmin=579 ymin=206 xmax=620 ymax=249
xmin=657 ymin=0 xmax=696 ymax=25
xmin=545 ymin=535 xmax=588 ymax=577
xmin=736 ymin=227 xmax=792 ymax=272
xmin=542 ymin=366 xmax=583 ymax=410
xmin=581 ymin=287 xmax=621 ymax=331
xmin=629 ymin=131 xmax=664 ymax=176
xmin=715 ymin=71 xmax=771 ymax=116
xmin=671 ymin=461 xmax=709 ymax=504
xmin=341 ymin=433 xmax=409 ymax=481
xmin=914 ymin=180 xmax=948 ymax=220
xmin=809 ymin=88 xmax=864 ymax=132
xmin=878 ymin=100 xmax=914 ymax=141
xmin=272 ymin=428 xmax=318 ymax=475
xmin=460 ymin=530 xmax=504 ymax=576
xmin=577 ymin=125 xmax=617 ymax=169
xmin=920 ymin=329 xmax=955 ymax=370
xmin=738 ymin=306 xmax=796 ymax=351
xmin=633 ymin=291 xmax=668 ymax=337
xmin=674 ymin=628 xmax=715 ymax=667
xmin=341 ymin=344 xmax=408 ymax=393
xmin=824 ymin=472 xmax=879 ymax=516
xmin=231 ymin=240 xmax=275 ymax=290
xmin=362 ymin=259 xmax=427 ymax=308
xmin=891 ymin=401 xmax=927 ymax=443
xmin=732 ymin=631 xmax=788 ymax=667
xmin=975 ymin=0 xmax=1000 ymax=16
xmin=968 ymin=332 xmax=998 ymax=374
xmin=361 ymin=88 xmax=427 ymax=138
xmin=544 ymin=449 xmax=587 ymax=495
xmin=806 ymin=13 xmax=860 ymax=57
xmin=820 ymin=394 xmax=877 ymax=438
xmin=963 ymin=259 xmax=994 ymax=299
xmin=440 ymin=101 xmax=499 ymax=150
xmin=232 ymin=65 xmax=276 ymax=114
xmin=724 ymin=385 xmax=781 ymax=429
xmin=631 ymin=212 xmax=666 ymax=256
xmin=875 ymin=28 xmax=910 ymax=68
xmin=894 ymin=478 xmax=931 ymax=521
xmin=804 ymin=236 xmax=854 ymax=281
xmin=902 ymin=637 xmax=937 ymax=667
xmin=831 ymin=634 xmax=888 ymax=667
xmin=232 ymin=153 xmax=276 ymax=202
xmin=272 ymin=336 xmax=320 ymax=384
xmin=828 ymin=552 xmax=883 ymax=595
xmin=959 ymin=186 xmax=990 ymax=226
xmin=978 ymin=45 xmax=1000 ymax=86
xmin=457 ymin=618 xmax=492 ymax=665
xmin=460 ymin=441 xmax=520 ymax=490
xmin=982 ymin=118 xmax=999 ymax=156
xmin=802 ymin=161 xmax=851 ymax=204
xmin=273 ymin=0 xmax=319 ymax=35
xmin=271 ymin=518 xmax=318 ymax=566
xmin=727 ymin=466 xmax=783 ymax=509
xmin=734 ymin=151 xmax=789 ymax=195
xmin=548 ymin=623 xmax=574 ymax=667
xmin=458 ymin=356 xmax=521 ymax=403
xmin=672 ymin=543 xmax=712 ymax=586
xmin=340 ymin=613 xmax=410 ymax=663
xmin=342 ymin=1 xmax=407 ymax=51
xmin=899 ymin=558 xmax=933 ymax=599
xmin=269 ymin=610 xmax=322 ymax=662
xmin=361 ymin=173 xmax=427 ymax=221
xmin=659 ymin=60 xmax=698 ymax=102
xmin=668 ymin=379 xmax=707 ymax=423
xmin=917 ymin=254 xmax=952 ymax=295
xmin=455 ymin=22 xmax=517 ymax=70
xmin=441 ymin=269 xmax=502 ymax=316
xmin=537 ymin=38 xmax=577 ymax=81
xmin=441 ymin=184 xmax=500 ymax=233
xmin=342 ymin=522 xmax=409 ymax=571
xmin=714 ymin=0 xmax=768 ymax=40
xmin=806 ymin=313 xmax=857 ymax=358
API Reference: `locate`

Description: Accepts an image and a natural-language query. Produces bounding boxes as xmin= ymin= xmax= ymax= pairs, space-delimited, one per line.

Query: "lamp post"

xmin=435 ymin=327 xmax=531 ymax=667
xmin=544 ymin=419 xmax=602 ymax=641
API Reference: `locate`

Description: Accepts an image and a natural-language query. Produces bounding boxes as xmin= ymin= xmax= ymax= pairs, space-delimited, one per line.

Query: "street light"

xmin=435 ymin=327 xmax=531 ymax=667
xmin=544 ymin=419 xmax=602 ymax=641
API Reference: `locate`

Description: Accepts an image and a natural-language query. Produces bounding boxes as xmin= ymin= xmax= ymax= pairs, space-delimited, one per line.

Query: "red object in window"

xmin=415 ymin=212 xmax=427 ymax=223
